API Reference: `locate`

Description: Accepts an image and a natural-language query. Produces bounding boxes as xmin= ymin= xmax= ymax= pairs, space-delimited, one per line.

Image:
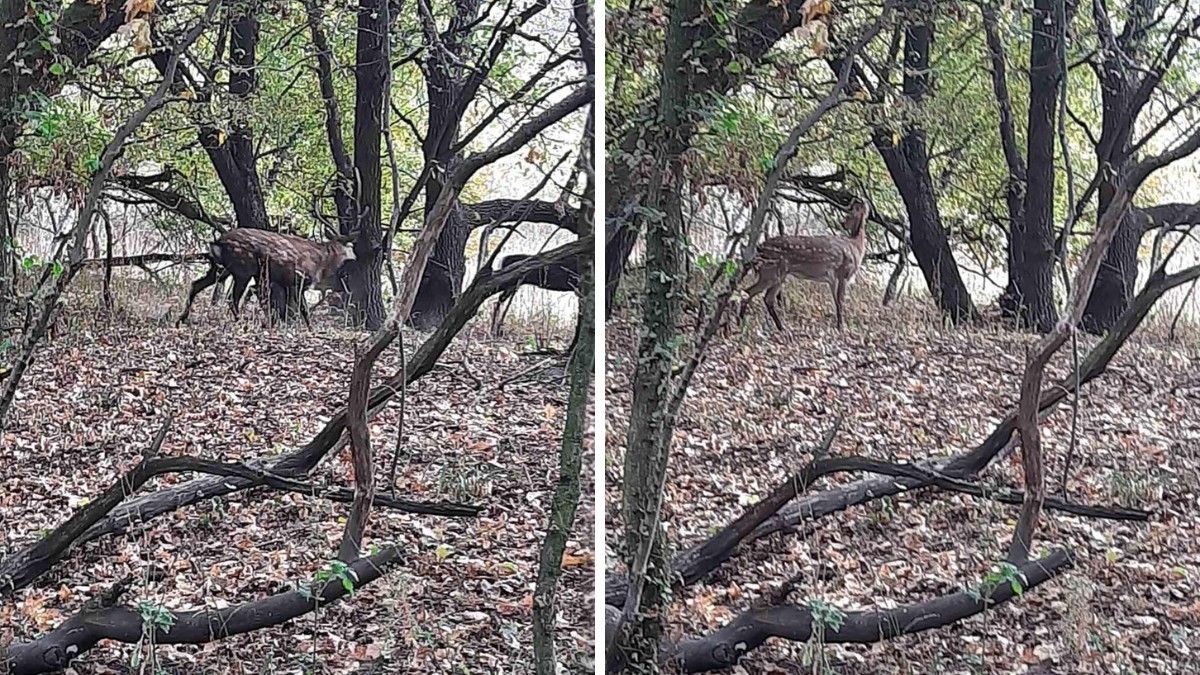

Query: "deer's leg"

xmin=211 ymin=270 xmax=230 ymax=304
xmin=738 ymin=274 xmax=775 ymax=327
xmin=764 ymin=282 xmax=785 ymax=332
xmin=491 ymin=288 xmax=517 ymax=337
xmin=228 ymin=276 xmax=250 ymax=319
xmin=832 ymin=277 xmax=846 ymax=330
xmin=177 ymin=265 xmax=222 ymax=325
xmin=295 ymin=283 xmax=313 ymax=329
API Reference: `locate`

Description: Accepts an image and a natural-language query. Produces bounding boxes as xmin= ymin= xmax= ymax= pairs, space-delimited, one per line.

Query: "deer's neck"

xmin=848 ymin=220 xmax=867 ymax=265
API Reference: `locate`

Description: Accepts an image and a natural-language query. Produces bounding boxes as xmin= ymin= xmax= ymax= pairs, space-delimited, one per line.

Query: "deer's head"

xmin=845 ymin=200 xmax=870 ymax=235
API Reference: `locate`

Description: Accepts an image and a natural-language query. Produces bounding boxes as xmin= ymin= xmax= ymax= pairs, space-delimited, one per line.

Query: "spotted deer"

xmin=738 ymin=200 xmax=870 ymax=331
xmin=177 ymin=228 xmax=356 ymax=326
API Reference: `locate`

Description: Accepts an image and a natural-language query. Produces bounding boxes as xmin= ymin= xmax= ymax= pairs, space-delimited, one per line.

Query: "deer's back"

xmin=219 ymin=229 xmax=326 ymax=267
xmin=214 ymin=229 xmax=346 ymax=288
xmin=757 ymin=234 xmax=860 ymax=281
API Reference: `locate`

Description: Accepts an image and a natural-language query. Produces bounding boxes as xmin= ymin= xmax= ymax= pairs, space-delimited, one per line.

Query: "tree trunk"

xmin=872 ymin=11 xmax=975 ymax=323
xmin=409 ymin=205 xmax=469 ymax=329
xmin=1003 ymin=0 xmax=1060 ymax=332
xmin=1082 ymin=186 xmax=1139 ymax=334
xmin=408 ymin=0 xmax=481 ymax=330
xmin=532 ymin=193 xmax=593 ymax=675
xmin=344 ymin=0 xmax=390 ymax=329
xmin=150 ymin=9 xmax=271 ymax=232
xmin=1081 ymin=0 xmax=1156 ymax=334
xmin=0 ymin=140 xmax=13 ymax=329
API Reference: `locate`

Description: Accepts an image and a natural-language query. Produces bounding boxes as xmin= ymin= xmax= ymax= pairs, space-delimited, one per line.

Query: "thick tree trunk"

xmin=409 ymin=202 xmax=469 ymax=329
xmin=344 ymin=0 xmax=390 ymax=329
xmin=872 ymin=12 xmax=975 ymax=323
xmin=1003 ymin=0 xmax=1060 ymax=332
xmin=1081 ymin=0 xmax=1155 ymax=334
xmin=408 ymin=0 xmax=481 ymax=329
xmin=1082 ymin=186 xmax=1139 ymax=333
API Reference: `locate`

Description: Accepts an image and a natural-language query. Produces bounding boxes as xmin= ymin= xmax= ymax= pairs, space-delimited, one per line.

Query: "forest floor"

xmin=605 ymin=283 xmax=1200 ymax=674
xmin=1 ymin=275 xmax=594 ymax=674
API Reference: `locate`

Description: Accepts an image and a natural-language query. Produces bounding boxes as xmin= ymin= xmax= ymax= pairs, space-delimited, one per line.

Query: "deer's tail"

xmin=208 ymin=242 xmax=227 ymax=267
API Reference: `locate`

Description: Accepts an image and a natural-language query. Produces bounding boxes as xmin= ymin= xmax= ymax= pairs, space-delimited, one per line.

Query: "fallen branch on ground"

xmin=607 ymin=262 xmax=1200 ymax=602
xmin=665 ymin=549 xmax=1073 ymax=672
xmin=0 ymin=448 xmax=478 ymax=597
xmin=606 ymin=451 xmax=1146 ymax=606
xmin=3 ymin=547 xmax=402 ymax=675
xmin=1 ymin=239 xmax=587 ymax=595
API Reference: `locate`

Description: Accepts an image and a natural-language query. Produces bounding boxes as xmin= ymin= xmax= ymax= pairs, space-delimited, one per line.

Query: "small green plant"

xmin=132 ymin=601 xmax=176 ymax=672
xmin=1108 ymin=470 xmax=1148 ymax=507
xmin=137 ymin=602 xmax=176 ymax=634
xmin=802 ymin=598 xmax=845 ymax=674
xmin=971 ymin=561 xmax=1027 ymax=602
xmin=299 ymin=559 xmax=359 ymax=600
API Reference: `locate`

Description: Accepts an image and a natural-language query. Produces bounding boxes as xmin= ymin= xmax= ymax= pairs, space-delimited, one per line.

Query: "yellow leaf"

xmin=892 ymin=131 xmax=900 ymax=147
xmin=131 ymin=19 xmax=152 ymax=55
xmin=124 ymin=0 xmax=156 ymax=22
xmin=801 ymin=0 xmax=833 ymax=23
xmin=562 ymin=551 xmax=593 ymax=568
xmin=217 ymin=129 xmax=227 ymax=146
xmin=810 ymin=21 xmax=829 ymax=56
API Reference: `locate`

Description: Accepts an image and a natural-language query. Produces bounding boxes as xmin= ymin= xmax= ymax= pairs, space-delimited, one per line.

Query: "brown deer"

xmin=738 ymin=199 xmax=870 ymax=331
xmin=177 ymin=228 xmax=356 ymax=326
xmin=489 ymin=253 xmax=582 ymax=337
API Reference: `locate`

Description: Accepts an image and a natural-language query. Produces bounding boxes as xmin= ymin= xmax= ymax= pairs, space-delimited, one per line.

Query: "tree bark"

xmin=669 ymin=551 xmax=1072 ymax=672
xmin=408 ymin=0 xmax=481 ymax=329
xmin=343 ymin=0 xmax=393 ymax=329
xmin=616 ymin=0 xmax=701 ymax=667
xmin=872 ymin=8 xmax=975 ymax=323
xmin=1002 ymin=0 xmax=1061 ymax=331
xmin=1081 ymin=0 xmax=1156 ymax=334
xmin=982 ymin=5 xmax=1028 ymax=310
xmin=4 ymin=548 xmax=402 ymax=675
xmin=532 ymin=209 xmax=594 ymax=674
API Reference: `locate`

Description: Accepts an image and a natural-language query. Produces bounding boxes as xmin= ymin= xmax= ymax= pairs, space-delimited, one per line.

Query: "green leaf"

xmin=726 ymin=60 xmax=742 ymax=74
xmin=51 ymin=261 xmax=64 ymax=279
xmin=49 ymin=62 xmax=65 ymax=76
xmin=435 ymin=543 xmax=452 ymax=561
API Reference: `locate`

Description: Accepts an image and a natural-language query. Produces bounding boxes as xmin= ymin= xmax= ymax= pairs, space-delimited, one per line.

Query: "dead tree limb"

xmin=605 ymin=452 xmax=1146 ymax=606
xmin=0 ymin=451 xmax=478 ymax=597
xmin=666 ymin=550 xmax=1073 ymax=672
xmin=3 ymin=547 xmax=401 ymax=675
xmin=80 ymin=253 xmax=209 ymax=267
xmin=0 ymin=240 xmax=586 ymax=596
